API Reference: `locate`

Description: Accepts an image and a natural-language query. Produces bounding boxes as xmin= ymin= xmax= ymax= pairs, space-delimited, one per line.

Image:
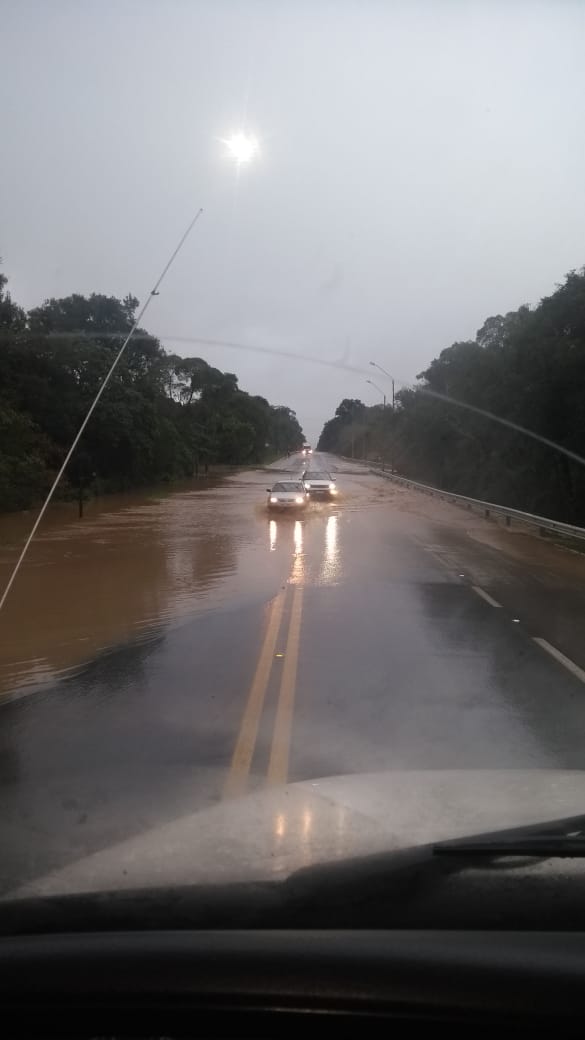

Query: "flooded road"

xmin=0 ymin=472 xmax=299 ymax=697
xmin=2 ymin=452 xmax=585 ymax=894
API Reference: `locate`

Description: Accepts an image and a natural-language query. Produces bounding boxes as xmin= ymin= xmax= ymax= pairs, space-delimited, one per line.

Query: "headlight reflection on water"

xmin=318 ymin=514 xmax=340 ymax=585
xmin=267 ymin=518 xmax=306 ymax=581
xmin=326 ymin=514 xmax=337 ymax=559
xmin=290 ymin=520 xmax=305 ymax=584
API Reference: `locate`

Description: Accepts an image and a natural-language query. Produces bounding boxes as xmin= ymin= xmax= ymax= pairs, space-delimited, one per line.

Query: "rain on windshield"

xmin=2 ymin=1 xmax=585 ymax=900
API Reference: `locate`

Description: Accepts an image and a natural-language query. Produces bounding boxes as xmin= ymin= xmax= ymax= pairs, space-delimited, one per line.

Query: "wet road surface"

xmin=2 ymin=452 xmax=585 ymax=891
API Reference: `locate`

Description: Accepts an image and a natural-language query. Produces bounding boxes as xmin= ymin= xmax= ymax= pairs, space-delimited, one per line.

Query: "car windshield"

xmin=2 ymin=0 xmax=585 ymax=930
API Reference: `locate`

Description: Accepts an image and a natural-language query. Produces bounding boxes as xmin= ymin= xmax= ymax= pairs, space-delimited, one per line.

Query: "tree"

xmin=318 ymin=399 xmax=367 ymax=453
xmin=0 ymin=402 xmax=56 ymax=510
xmin=268 ymin=406 xmax=304 ymax=455
xmin=0 ymin=283 xmax=305 ymax=510
xmin=318 ymin=269 xmax=585 ymax=523
xmin=0 ymin=270 xmax=25 ymax=332
xmin=335 ymin=398 xmax=367 ymax=423
xmin=27 ymin=292 xmax=137 ymax=336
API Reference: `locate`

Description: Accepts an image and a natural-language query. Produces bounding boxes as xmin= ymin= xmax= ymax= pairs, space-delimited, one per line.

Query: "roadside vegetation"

xmin=318 ymin=269 xmax=585 ymax=525
xmin=0 ymin=271 xmax=304 ymax=512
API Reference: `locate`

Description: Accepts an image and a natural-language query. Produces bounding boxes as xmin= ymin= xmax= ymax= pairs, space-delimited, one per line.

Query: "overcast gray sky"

xmin=3 ymin=0 xmax=585 ymax=442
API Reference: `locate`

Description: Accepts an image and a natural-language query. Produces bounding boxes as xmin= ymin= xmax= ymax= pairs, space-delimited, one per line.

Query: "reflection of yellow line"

xmin=223 ymin=589 xmax=287 ymax=798
xmin=267 ymin=586 xmax=304 ymax=786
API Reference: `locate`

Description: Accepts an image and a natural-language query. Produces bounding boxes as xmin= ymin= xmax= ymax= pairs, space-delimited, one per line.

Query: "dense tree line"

xmin=0 ymin=273 xmax=304 ymax=511
xmin=318 ymin=269 xmax=585 ymax=525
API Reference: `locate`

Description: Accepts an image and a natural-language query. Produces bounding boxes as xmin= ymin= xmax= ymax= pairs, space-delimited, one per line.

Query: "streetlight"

xmin=366 ymin=378 xmax=386 ymax=408
xmin=369 ymin=361 xmax=396 ymax=473
xmin=369 ymin=361 xmax=395 ymax=411
xmin=365 ymin=380 xmax=386 ymax=468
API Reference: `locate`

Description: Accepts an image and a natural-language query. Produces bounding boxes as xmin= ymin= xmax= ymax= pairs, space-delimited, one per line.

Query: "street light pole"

xmin=366 ymin=379 xmax=386 ymax=408
xmin=365 ymin=379 xmax=386 ymax=468
xmin=369 ymin=360 xmax=396 ymax=473
xmin=369 ymin=361 xmax=394 ymax=411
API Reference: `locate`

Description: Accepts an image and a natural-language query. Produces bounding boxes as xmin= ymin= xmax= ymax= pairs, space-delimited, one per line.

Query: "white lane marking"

xmin=472 ymin=585 xmax=502 ymax=608
xmin=532 ymin=638 xmax=585 ymax=686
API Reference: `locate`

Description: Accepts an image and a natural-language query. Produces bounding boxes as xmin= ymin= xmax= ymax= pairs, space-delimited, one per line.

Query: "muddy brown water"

xmin=0 ymin=473 xmax=305 ymax=699
xmin=3 ymin=463 xmax=580 ymax=700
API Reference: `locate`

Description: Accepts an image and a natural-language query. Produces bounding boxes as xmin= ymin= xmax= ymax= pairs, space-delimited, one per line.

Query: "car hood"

xmin=11 ymin=769 xmax=585 ymax=899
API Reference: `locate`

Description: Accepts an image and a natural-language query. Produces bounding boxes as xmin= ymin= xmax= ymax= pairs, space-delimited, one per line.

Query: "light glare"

xmin=222 ymin=132 xmax=259 ymax=164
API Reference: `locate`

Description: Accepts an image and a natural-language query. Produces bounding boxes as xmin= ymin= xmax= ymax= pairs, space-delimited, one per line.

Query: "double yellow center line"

xmin=223 ymin=583 xmax=304 ymax=798
xmin=267 ymin=586 xmax=303 ymax=786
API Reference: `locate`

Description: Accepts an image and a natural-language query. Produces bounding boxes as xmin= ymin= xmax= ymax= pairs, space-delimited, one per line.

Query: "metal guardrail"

xmin=338 ymin=456 xmax=585 ymax=544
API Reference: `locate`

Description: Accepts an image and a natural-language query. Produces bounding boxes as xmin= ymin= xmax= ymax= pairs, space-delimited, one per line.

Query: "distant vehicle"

xmin=267 ymin=480 xmax=308 ymax=509
xmin=302 ymin=470 xmax=337 ymax=497
xmin=301 ymin=444 xmax=313 ymax=456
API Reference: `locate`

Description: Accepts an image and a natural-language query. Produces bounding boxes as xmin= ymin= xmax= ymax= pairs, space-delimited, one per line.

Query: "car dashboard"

xmin=3 ymin=928 xmax=585 ymax=1037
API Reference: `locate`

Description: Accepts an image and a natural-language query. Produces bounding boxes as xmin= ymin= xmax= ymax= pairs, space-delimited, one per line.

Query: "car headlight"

xmin=295 ymin=496 xmax=304 ymax=504
xmin=305 ymin=483 xmax=311 ymax=488
xmin=270 ymin=496 xmax=278 ymax=503
xmin=329 ymin=482 xmax=336 ymax=490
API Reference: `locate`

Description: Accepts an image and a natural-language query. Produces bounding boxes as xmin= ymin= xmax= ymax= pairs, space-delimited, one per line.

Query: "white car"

xmin=267 ymin=480 xmax=309 ymax=509
xmin=302 ymin=470 xmax=338 ymax=497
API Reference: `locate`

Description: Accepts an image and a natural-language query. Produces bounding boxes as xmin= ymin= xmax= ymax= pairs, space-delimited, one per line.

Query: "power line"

xmin=0 ymin=209 xmax=203 ymax=613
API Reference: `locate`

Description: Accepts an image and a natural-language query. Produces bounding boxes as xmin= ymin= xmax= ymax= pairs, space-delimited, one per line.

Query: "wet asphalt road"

xmin=2 ymin=452 xmax=585 ymax=892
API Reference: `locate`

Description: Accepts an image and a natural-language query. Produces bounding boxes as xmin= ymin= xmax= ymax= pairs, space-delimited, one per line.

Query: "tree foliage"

xmin=318 ymin=269 xmax=585 ymax=525
xmin=0 ymin=276 xmax=304 ymax=511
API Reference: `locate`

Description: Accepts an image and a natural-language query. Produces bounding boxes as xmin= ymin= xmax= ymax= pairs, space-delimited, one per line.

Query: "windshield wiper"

xmin=434 ymin=813 xmax=585 ymax=858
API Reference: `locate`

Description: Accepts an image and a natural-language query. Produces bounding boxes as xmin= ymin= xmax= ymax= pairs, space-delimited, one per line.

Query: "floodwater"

xmin=3 ymin=457 xmax=585 ymax=896
xmin=3 ymin=457 xmax=584 ymax=704
xmin=0 ymin=472 xmax=300 ymax=699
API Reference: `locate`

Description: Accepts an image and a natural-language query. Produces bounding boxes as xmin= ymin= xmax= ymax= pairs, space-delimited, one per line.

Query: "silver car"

xmin=301 ymin=470 xmax=338 ymax=497
xmin=267 ymin=480 xmax=309 ymax=509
